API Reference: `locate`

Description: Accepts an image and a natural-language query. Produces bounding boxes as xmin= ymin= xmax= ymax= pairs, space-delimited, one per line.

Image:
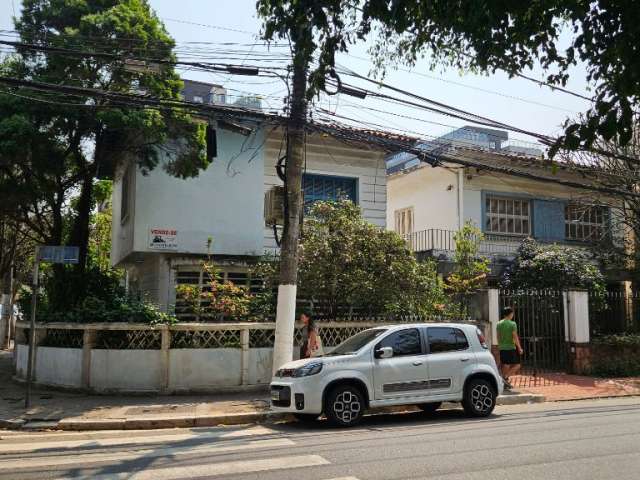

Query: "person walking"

xmin=496 ymin=306 xmax=523 ymax=391
xmin=299 ymin=311 xmax=324 ymax=359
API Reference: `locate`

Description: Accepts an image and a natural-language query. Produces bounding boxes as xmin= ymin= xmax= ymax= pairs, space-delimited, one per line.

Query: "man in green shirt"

xmin=496 ymin=306 xmax=523 ymax=391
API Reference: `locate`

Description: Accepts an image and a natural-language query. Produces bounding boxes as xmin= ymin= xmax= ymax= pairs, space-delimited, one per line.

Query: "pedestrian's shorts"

xmin=499 ymin=349 xmax=520 ymax=365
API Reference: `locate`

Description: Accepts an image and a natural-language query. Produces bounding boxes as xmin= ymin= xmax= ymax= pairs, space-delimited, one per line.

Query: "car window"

xmin=325 ymin=328 xmax=387 ymax=356
xmin=427 ymin=327 xmax=469 ymax=353
xmin=377 ymin=328 xmax=422 ymax=356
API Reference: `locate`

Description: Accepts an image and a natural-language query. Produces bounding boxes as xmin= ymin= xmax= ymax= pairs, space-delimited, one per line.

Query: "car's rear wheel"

xmin=324 ymin=384 xmax=365 ymax=427
xmin=417 ymin=402 xmax=442 ymax=414
xmin=462 ymin=378 xmax=496 ymax=417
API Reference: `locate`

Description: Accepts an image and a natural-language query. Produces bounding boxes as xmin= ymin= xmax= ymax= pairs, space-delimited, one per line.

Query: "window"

xmin=394 ymin=208 xmax=414 ymax=236
xmin=328 ymin=329 xmax=387 ymax=356
xmin=427 ymin=327 xmax=469 ymax=353
xmin=120 ymin=166 xmax=132 ymax=224
xmin=377 ymin=328 xmax=422 ymax=356
xmin=175 ymin=266 xmax=264 ymax=321
xmin=565 ymin=204 xmax=607 ymax=241
xmin=485 ymin=195 xmax=530 ymax=235
xmin=193 ymin=95 xmax=203 ymax=103
xmin=302 ymin=174 xmax=357 ymax=208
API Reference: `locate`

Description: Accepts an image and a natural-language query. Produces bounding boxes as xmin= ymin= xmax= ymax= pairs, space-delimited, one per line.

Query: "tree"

xmin=256 ymin=200 xmax=450 ymax=318
xmin=445 ymin=222 xmax=490 ymax=318
xmin=7 ymin=0 xmax=208 ymax=273
xmin=501 ymin=238 xmax=606 ymax=294
xmin=360 ymin=1 xmax=640 ymax=152
xmin=257 ymin=0 xmax=362 ymax=370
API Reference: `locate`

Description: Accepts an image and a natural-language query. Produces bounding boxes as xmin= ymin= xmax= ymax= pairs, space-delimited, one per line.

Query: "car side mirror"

xmin=375 ymin=346 xmax=393 ymax=359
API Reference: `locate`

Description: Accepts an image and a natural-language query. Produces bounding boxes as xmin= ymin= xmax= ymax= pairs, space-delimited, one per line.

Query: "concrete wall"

xmin=168 ymin=349 xmax=242 ymax=390
xmin=111 ymin=163 xmax=136 ymax=266
xmin=264 ymin=131 xmax=387 ymax=252
xmin=15 ymin=345 xmax=82 ymax=389
xmin=90 ymin=350 xmax=163 ymax=393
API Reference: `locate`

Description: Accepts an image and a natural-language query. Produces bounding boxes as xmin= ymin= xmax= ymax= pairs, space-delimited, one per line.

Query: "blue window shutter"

xmin=533 ymin=200 xmax=565 ymax=241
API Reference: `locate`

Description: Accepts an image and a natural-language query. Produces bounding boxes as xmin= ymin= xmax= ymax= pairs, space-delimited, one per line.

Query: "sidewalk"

xmin=513 ymin=372 xmax=640 ymax=401
xmin=1 ymin=350 xmax=637 ymax=431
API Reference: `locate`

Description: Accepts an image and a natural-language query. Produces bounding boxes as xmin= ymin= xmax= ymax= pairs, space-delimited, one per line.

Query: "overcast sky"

xmin=1 ymin=0 xmax=594 ymax=147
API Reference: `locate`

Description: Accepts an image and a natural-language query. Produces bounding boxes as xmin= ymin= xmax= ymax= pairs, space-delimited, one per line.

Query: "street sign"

xmin=38 ymin=246 xmax=80 ymax=264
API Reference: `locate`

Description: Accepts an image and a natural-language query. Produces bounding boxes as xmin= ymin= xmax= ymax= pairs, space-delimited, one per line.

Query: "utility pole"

xmin=272 ymin=42 xmax=309 ymax=373
xmin=0 ymin=261 xmax=13 ymax=350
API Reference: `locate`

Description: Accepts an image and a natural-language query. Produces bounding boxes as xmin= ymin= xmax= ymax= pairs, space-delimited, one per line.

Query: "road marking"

xmin=0 ymin=426 xmax=276 ymax=454
xmin=51 ymin=454 xmax=330 ymax=480
xmin=1 ymin=438 xmax=295 ymax=471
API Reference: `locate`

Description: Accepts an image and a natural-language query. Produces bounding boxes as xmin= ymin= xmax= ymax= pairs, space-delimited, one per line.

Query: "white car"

xmin=270 ymin=323 xmax=503 ymax=427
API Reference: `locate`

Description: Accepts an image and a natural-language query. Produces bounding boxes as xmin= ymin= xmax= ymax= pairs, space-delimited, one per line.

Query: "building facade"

xmin=111 ymin=102 xmax=387 ymax=313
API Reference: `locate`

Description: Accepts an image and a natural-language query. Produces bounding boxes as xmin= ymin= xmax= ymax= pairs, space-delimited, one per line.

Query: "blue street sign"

xmin=38 ymin=246 xmax=80 ymax=264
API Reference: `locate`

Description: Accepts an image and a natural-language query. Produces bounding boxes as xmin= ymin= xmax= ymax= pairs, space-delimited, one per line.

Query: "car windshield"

xmin=322 ymin=329 xmax=388 ymax=356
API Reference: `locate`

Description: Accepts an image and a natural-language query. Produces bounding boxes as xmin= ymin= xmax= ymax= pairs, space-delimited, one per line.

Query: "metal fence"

xmin=589 ymin=290 xmax=640 ymax=336
xmin=403 ymin=229 xmax=522 ymax=255
xmin=499 ymin=290 xmax=568 ymax=386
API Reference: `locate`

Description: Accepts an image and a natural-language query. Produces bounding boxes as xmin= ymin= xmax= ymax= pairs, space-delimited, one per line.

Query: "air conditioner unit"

xmin=264 ymin=186 xmax=304 ymax=226
xmin=265 ymin=186 xmax=285 ymax=226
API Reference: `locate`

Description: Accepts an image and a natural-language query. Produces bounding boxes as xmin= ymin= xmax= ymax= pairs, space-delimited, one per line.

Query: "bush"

xmin=589 ymin=335 xmax=640 ymax=377
xmin=501 ymin=238 xmax=606 ymax=295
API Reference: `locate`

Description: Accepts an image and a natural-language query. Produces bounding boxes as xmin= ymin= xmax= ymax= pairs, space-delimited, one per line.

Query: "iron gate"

xmin=499 ymin=290 xmax=568 ymax=379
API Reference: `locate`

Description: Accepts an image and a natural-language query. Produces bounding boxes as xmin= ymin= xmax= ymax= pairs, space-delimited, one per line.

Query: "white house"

xmin=111 ymin=82 xmax=387 ymax=313
xmin=386 ymin=127 xmax=629 ymax=285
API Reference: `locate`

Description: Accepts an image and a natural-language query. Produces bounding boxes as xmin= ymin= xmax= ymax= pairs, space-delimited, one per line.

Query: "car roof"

xmin=370 ymin=323 xmax=479 ymax=331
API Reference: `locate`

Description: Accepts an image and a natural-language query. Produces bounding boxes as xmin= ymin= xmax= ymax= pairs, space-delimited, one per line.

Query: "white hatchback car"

xmin=270 ymin=323 xmax=503 ymax=426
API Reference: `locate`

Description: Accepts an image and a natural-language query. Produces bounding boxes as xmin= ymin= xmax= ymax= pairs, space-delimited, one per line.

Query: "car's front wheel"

xmin=462 ymin=378 xmax=496 ymax=417
xmin=324 ymin=384 xmax=365 ymax=427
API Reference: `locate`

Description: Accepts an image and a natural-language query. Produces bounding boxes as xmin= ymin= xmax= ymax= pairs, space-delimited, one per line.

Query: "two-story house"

xmin=111 ymin=80 xmax=387 ymax=314
xmin=386 ymin=126 xmax=629 ymax=286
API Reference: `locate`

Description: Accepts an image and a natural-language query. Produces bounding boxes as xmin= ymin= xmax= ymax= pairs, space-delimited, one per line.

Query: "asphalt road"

xmin=1 ymin=397 xmax=639 ymax=480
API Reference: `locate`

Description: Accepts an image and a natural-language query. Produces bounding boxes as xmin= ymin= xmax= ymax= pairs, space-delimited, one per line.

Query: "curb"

xmin=2 ymin=393 xmax=544 ymax=432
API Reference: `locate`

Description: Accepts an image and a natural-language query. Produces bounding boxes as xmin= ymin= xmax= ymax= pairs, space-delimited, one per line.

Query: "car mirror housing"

xmin=374 ymin=346 xmax=393 ymax=359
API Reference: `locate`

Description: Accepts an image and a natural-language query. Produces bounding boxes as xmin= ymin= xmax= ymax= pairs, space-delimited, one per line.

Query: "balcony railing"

xmin=403 ymin=229 xmax=523 ymax=255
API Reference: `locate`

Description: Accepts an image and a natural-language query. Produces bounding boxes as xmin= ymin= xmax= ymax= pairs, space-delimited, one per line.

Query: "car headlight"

xmin=293 ymin=362 xmax=323 ymax=377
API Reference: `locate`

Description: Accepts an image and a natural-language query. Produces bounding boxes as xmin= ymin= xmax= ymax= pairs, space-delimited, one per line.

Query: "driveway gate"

xmin=499 ymin=290 xmax=568 ymax=381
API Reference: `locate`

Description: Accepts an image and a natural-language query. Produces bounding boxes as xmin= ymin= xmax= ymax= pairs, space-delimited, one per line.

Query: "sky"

xmin=0 ymin=0 xmax=595 ymax=148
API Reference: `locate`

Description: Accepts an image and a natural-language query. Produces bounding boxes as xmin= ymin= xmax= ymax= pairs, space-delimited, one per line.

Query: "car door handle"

xmin=412 ymin=360 xmax=423 ymax=366
xmin=460 ymin=357 xmax=470 ymax=362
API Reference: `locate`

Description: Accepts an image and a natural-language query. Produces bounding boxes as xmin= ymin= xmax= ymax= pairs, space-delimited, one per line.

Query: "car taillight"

xmin=476 ymin=328 xmax=488 ymax=349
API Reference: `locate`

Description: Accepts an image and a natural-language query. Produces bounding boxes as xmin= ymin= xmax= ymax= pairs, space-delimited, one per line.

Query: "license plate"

xmin=271 ymin=390 xmax=280 ymax=401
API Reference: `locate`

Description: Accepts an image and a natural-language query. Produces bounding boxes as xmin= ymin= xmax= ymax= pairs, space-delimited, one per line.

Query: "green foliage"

xmin=589 ymin=356 xmax=640 ymax=378
xmin=176 ymin=262 xmax=268 ymax=321
xmin=501 ymin=238 xmax=607 ymax=294
xmin=593 ymin=334 xmax=640 ymax=348
xmin=254 ymin=200 xmax=450 ymax=317
xmin=360 ymin=1 xmax=640 ymax=151
xmin=446 ymin=222 xmax=489 ymax=303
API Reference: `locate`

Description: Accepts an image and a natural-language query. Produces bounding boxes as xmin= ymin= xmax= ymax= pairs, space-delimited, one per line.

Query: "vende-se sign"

xmin=148 ymin=228 xmax=178 ymax=250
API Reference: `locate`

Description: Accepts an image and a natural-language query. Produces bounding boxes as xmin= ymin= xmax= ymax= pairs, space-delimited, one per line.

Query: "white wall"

xmin=90 ymin=350 xmax=163 ymax=392
xmin=263 ymin=132 xmax=387 ymax=252
xmin=168 ymin=349 xmax=242 ymax=389
xmin=111 ymin=163 xmax=136 ymax=266
xmin=387 ymin=165 xmax=461 ymax=233
xmin=15 ymin=345 xmax=83 ymax=388
xmin=112 ymin=128 xmax=266 ymax=267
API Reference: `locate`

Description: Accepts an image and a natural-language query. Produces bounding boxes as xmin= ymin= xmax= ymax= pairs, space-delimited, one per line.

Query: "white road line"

xmin=1 ymin=438 xmax=295 ymax=471
xmin=0 ymin=425 xmax=274 ymax=443
xmin=0 ymin=426 xmax=276 ymax=454
xmin=51 ymin=454 xmax=330 ymax=480
xmin=322 ymin=477 xmax=360 ymax=480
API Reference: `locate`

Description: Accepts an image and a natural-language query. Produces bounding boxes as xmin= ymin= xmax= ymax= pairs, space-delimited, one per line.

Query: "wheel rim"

xmin=333 ymin=390 xmax=361 ymax=424
xmin=471 ymin=384 xmax=494 ymax=413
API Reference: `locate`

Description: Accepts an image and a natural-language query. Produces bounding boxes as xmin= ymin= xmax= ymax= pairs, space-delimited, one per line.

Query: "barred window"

xmin=175 ymin=266 xmax=264 ymax=321
xmin=485 ymin=196 xmax=530 ymax=235
xmin=302 ymin=173 xmax=357 ymax=207
xmin=394 ymin=207 xmax=414 ymax=236
xmin=565 ymin=204 xmax=607 ymax=241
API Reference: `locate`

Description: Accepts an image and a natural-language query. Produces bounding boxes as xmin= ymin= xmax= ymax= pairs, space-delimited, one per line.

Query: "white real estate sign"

xmin=148 ymin=228 xmax=178 ymax=250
